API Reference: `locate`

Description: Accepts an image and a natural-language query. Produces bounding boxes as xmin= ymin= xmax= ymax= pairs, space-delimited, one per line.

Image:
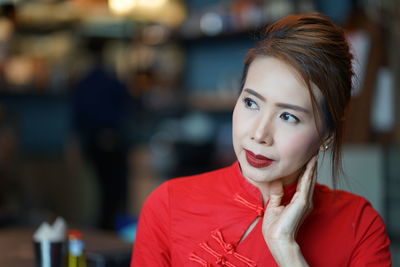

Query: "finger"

xmin=297 ymin=155 xmax=317 ymax=195
xmin=267 ymin=180 xmax=284 ymax=208
xmin=308 ymin=157 xmax=318 ymax=204
xmin=290 ymin=156 xmax=317 ymax=208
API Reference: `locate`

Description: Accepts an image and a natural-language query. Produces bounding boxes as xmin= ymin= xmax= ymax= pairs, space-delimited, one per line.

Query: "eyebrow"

xmin=243 ymin=88 xmax=311 ymax=114
xmin=244 ymin=88 xmax=265 ymax=101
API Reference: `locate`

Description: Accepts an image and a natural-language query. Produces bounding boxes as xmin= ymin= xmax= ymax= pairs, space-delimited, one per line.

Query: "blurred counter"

xmin=0 ymin=227 xmax=132 ymax=267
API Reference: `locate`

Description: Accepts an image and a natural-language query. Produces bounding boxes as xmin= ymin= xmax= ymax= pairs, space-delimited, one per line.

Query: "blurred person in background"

xmin=0 ymin=106 xmax=23 ymax=227
xmin=131 ymin=13 xmax=391 ymax=266
xmin=71 ymin=37 xmax=130 ymax=230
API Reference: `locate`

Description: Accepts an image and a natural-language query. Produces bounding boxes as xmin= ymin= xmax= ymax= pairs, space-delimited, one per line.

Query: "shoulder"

xmin=139 ymin=181 xmax=170 ymax=220
xmin=312 ymin=186 xmax=391 ymax=265
xmin=168 ymin=164 xmax=234 ymax=191
xmin=312 ymin=184 xmax=387 ymax=233
xmin=143 ymin=164 xmax=235 ymax=209
xmin=314 ymin=183 xmax=372 ymax=209
xmin=312 ymin=185 xmax=389 ymax=240
xmin=311 ymin=183 xmax=387 ymax=231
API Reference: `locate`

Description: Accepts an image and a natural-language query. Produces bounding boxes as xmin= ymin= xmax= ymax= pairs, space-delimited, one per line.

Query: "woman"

xmin=131 ymin=13 xmax=391 ymax=266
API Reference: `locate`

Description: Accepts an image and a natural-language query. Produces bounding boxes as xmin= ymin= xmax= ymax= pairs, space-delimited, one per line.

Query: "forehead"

xmin=244 ymin=56 xmax=324 ymax=105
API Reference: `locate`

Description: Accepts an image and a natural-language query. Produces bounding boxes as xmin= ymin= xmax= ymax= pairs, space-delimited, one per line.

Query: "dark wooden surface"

xmin=0 ymin=227 xmax=132 ymax=267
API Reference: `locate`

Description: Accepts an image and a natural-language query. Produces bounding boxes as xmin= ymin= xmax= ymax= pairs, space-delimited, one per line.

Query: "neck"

xmin=245 ymin=171 xmax=301 ymax=205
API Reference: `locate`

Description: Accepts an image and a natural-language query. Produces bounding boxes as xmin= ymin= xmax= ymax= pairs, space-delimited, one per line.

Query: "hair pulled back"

xmin=241 ymin=13 xmax=354 ymax=187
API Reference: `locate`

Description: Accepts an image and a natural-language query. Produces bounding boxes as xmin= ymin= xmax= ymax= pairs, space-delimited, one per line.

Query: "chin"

xmin=240 ymin=162 xmax=277 ymax=183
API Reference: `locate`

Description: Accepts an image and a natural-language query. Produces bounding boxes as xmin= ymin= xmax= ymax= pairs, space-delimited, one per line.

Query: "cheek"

xmin=232 ymin=105 xmax=241 ymax=148
xmin=232 ymin=105 xmax=239 ymax=131
xmin=277 ymin=129 xmax=321 ymax=160
xmin=232 ymin=104 xmax=246 ymax=139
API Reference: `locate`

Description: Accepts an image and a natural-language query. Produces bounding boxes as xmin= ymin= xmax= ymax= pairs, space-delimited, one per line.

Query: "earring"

xmin=323 ymin=144 xmax=329 ymax=150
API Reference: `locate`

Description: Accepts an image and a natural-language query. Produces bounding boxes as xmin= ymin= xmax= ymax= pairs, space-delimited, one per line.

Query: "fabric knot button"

xmin=224 ymin=243 xmax=235 ymax=254
xmin=256 ymin=207 xmax=264 ymax=217
xmin=216 ymin=256 xmax=227 ymax=265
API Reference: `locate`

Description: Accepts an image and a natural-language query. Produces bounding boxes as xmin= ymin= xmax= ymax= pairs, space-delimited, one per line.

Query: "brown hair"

xmin=240 ymin=13 xmax=353 ymax=188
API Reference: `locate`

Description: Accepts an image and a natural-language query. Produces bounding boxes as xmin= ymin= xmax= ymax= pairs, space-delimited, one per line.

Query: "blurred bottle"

xmin=67 ymin=230 xmax=86 ymax=267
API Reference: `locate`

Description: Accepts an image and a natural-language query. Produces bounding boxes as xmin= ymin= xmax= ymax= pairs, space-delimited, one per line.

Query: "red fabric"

xmin=131 ymin=162 xmax=391 ymax=266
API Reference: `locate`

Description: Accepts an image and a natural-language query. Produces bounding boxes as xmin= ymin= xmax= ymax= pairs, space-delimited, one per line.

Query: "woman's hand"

xmin=262 ymin=155 xmax=318 ymax=266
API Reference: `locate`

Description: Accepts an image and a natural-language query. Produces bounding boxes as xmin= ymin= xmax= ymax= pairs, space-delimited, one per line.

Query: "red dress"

xmin=131 ymin=162 xmax=391 ymax=266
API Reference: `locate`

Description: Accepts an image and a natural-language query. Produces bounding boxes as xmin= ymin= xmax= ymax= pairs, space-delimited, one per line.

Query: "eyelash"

xmin=242 ymin=97 xmax=258 ymax=109
xmin=280 ymin=112 xmax=300 ymax=123
xmin=242 ymin=97 xmax=300 ymax=124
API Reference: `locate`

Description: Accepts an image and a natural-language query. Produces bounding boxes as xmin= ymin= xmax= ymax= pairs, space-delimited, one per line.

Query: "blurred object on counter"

xmin=0 ymin=227 xmax=131 ymax=267
xmin=67 ymin=229 xmax=86 ymax=267
xmin=33 ymin=217 xmax=67 ymax=267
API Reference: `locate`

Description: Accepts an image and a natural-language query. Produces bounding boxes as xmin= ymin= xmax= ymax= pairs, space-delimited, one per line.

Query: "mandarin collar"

xmin=230 ymin=161 xmax=298 ymax=207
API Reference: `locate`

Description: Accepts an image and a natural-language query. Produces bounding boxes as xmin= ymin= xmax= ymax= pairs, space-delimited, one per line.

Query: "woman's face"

xmin=232 ymin=56 xmax=325 ymax=186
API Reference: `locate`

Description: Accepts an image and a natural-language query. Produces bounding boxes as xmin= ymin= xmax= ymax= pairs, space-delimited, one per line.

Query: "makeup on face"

xmin=232 ymin=57 xmax=325 ymax=187
xmin=245 ymin=149 xmax=274 ymax=168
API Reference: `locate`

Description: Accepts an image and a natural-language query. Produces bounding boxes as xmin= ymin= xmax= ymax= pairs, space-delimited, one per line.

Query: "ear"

xmin=319 ymin=134 xmax=334 ymax=152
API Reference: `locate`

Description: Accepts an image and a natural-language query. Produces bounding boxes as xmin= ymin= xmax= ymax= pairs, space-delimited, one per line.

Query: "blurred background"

xmin=0 ymin=0 xmax=399 ymax=264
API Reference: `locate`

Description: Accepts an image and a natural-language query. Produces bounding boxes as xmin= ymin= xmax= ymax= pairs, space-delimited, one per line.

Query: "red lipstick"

xmin=245 ymin=150 xmax=273 ymax=168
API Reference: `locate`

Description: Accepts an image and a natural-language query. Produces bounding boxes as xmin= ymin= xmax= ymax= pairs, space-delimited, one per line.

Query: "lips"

xmin=245 ymin=150 xmax=274 ymax=168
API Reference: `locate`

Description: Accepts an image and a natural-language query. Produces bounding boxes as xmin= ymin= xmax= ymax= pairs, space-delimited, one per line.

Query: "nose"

xmin=251 ymin=115 xmax=274 ymax=145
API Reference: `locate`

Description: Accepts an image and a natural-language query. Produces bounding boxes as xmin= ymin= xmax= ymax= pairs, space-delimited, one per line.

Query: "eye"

xmin=280 ymin=112 xmax=300 ymax=123
xmin=242 ymin=97 xmax=258 ymax=110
